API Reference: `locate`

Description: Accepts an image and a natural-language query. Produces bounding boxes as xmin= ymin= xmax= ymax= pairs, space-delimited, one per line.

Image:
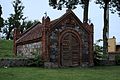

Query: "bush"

xmin=27 ymin=54 xmax=43 ymax=67
xmin=94 ymin=51 xmax=104 ymax=66
xmin=93 ymin=39 xmax=104 ymax=66
xmin=115 ymin=54 xmax=120 ymax=65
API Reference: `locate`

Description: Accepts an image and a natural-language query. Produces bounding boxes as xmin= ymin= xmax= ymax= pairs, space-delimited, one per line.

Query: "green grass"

xmin=0 ymin=40 xmax=13 ymax=58
xmin=0 ymin=66 xmax=120 ymax=80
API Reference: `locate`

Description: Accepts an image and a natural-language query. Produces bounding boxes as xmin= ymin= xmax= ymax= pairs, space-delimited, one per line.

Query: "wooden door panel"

xmin=61 ymin=32 xmax=80 ymax=66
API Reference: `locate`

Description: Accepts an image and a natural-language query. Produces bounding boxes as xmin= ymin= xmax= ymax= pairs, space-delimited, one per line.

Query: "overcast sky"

xmin=1 ymin=0 xmax=120 ymax=43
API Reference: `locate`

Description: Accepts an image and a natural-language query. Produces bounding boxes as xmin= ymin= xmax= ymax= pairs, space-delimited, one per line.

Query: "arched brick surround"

xmin=59 ymin=29 xmax=82 ymax=66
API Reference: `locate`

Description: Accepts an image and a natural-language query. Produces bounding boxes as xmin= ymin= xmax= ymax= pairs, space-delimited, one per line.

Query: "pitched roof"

xmin=16 ymin=22 xmax=43 ymax=44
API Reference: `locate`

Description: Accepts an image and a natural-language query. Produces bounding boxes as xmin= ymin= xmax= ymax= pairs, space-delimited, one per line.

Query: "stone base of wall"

xmin=44 ymin=62 xmax=58 ymax=68
xmin=44 ymin=62 xmax=94 ymax=68
xmin=0 ymin=58 xmax=35 ymax=67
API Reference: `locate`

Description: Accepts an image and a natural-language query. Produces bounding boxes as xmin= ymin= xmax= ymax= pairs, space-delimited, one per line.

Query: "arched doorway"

xmin=60 ymin=31 xmax=81 ymax=67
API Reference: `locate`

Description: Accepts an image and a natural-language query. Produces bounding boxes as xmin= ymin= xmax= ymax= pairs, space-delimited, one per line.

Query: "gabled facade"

xmin=13 ymin=10 xmax=94 ymax=67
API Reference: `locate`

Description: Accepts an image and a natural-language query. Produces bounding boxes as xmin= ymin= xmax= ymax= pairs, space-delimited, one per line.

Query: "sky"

xmin=1 ymin=0 xmax=120 ymax=43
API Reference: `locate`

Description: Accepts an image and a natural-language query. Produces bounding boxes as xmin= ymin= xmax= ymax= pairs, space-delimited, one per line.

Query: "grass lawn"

xmin=0 ymin=66 xmax=120 ymax=80
xmin=0 ymin=40 xmax=13 ymax=58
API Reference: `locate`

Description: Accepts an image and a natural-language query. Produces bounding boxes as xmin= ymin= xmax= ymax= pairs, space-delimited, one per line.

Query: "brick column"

xmin=13 ymin=28 xmax=20 ymax=56
xmin=89 ymin=24 xmax=94 ymax=66
xmin=41 ymin=16 xmax=50 ymax=62
xmin=42 ymin=28 xmax=47 ymax=61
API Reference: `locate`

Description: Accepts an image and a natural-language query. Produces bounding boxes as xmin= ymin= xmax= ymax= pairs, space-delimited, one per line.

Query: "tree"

xmin=94 ymin=39 xmax=103 ymax=65
xmin=49 ymin=0 xmax=90 ymax=23
xmin=110 ymin=0 xmax=120 ymax=16
xmin=0 ymin=5 xmax=4 ymax=32
xmin=95 ymin=0 xmax=120 ymax=58
xmin=3 ymin=19 xmax=40 ymax=39
xmin=4 ymin=0 xmax=26 ymax=40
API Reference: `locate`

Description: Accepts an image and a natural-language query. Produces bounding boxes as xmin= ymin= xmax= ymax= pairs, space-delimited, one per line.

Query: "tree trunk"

xmin=6 ymin=27 xmax=13 ymax=40
xmin=83 ymin=0 xmax=89 ymax=23
xmin=6 ymin=30 xmax=11 ymax=40
xmin=103 ymin=1 xmax=109 ymax=58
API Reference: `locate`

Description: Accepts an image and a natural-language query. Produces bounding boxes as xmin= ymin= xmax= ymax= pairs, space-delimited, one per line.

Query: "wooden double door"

xmin=60 ymin=32 xmax=80 ymax=67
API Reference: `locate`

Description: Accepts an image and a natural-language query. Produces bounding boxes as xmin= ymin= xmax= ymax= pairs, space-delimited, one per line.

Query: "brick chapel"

xmin=13 ymin=10 xmax=94 ymax=67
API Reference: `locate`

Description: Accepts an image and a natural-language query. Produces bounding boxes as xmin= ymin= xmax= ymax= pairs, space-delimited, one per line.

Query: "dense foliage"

xmin=95 ymin=0 xmax=120 ymax=16
xmin=115 ymin=54 xmax=120 ymax=65
xmin=49 ymin=0 xmax=81 ymax=10
xmin=49 ymin=0 xmax=90 ymax=23
xmin=3 ymin=0 xmax=26 ymax=40
xmin=94 ymin=39 xmax=104 ymax=65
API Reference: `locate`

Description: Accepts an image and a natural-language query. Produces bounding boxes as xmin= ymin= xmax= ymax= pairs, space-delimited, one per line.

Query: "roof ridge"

xmin=50 ymin=10 xmax=74 ymax=25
